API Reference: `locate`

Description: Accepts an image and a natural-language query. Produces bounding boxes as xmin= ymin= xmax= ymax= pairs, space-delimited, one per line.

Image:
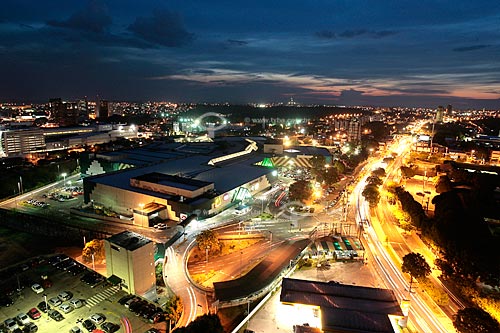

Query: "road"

xmin=353 ymin=135 xmax=459 ymax=332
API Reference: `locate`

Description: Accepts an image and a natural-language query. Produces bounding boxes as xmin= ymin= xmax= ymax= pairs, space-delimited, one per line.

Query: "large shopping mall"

xmin=82 ymin=138 xmax=278 ymax=227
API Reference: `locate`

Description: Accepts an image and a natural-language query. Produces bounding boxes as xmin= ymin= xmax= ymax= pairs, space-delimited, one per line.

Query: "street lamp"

xmin=43 ymin=294 xmax=49 ymax=321
xmin=205 ymin=246 xmax=210 ymax=263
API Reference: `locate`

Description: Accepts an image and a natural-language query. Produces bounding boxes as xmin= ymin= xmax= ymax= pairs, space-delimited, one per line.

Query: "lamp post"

xmin=43 ymin=294 xmax=49 ymax=321
xmin=91 ymin=253 xmax=95 ymax=270
xmin=205 ymin=246 xmax=210 ymax=264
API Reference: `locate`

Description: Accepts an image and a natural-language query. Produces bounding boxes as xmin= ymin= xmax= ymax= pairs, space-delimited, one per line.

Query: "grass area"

xmin=189 ymin=238 xmax=263 ymax=263
xmin=254 ymin=212 xmax=274 ymax=220
xmin=191 ymin=270 xmax=217 ymax=286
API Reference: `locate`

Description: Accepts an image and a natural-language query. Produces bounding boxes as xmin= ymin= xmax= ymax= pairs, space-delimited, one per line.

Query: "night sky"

xmin=1 ymin=0 xmax=500 ymax=108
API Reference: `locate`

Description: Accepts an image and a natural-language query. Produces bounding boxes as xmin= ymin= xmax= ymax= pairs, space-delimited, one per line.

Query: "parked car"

xmin=48 ymin=310 xmax=64 ymax=322
xmin=69 ymin=299 xmax=84 ymax=309
xmin=117 ymin=295 xmax=135 ymax=305
xmin=48 ymin=297 xmax=61 ymax=307
xmin=89 ymin=313 xmax=105 ymax=325
xmin=4 ymin=319 xmax=19 ymax=331
xmin=27 ymin=308 xmax=41 ymax=320
xmin=82 ymin=319 xmax=96 ymax=332
xmin=69 ymin=326 xmax=82 ymax=333
xmin=15 ymin=313 xmax=30 ymax=326
xmin=22 ymin=323 xmax=38 ymax=333
xmin=59 ymin=303 xmax=73 ymax=314
xmin=31 ymin=284 xmax=44 ymax=294
xmin=58 ymin=291 xmax=73 ymax=302
xmin=101 ymin=322 xmax=120 ymax=333
xmin=37 ymin=302 xmax=50 ymax=313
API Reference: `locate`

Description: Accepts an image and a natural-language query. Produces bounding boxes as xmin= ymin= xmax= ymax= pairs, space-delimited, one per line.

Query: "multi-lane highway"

xmin=353 ymin=135 xmax=459 ymax=332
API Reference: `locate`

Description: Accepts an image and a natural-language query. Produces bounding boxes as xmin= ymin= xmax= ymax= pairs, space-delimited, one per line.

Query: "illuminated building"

xmin=104 ymin=231 xmax=156 ymax=299
xmin=83 ymin=139 xmax=277 ymax=225
xmin=0 ymin=129 xmax=46 ymax=157
xmin=279 ymin=278 xmax=404 ymax=333
xmin=49 ymin=98 xmax=79 ymax=127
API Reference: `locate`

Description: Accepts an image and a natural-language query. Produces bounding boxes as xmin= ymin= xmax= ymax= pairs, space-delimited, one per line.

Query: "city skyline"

xmin=1 ymin=1 xmax=500 ymax=108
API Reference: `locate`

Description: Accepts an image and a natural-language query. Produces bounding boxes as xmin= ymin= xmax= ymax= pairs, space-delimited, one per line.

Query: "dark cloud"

xmin=47 ymin=0 xmax=111 ymax=33
xmin=339 ymin=29 xmax=368 ymax=38
xmin=315 ymin=30 xmax=336 ymax=39
xmin=453 ymin=44 xmax=491 ymax=52
xmin=127 ymin=9 xmax=194 ymax=47
xmin=227 ymin=39 xmax=248 ymax=46
xmin=372 ymin=30 xmax=398 ymax=38
xmin=317 ymin=29 xmax=397 ymax=39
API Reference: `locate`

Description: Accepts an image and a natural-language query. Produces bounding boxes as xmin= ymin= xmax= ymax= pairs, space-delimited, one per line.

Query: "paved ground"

xmin=0 ymin=255 xmax=168 ymax=333
xmin=246 ymin=259 xmax=385 ymax=333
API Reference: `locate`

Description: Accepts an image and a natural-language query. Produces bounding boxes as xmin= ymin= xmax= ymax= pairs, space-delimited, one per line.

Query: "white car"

xmin=31 ymin=283 xmax=44 ymax=294
xmin=15 ymin=313 xmax=30 ymax=325
xmin=4 ymin=318 xmax=19 ymax=331
xmin=59 ymin=303 xmax=73 ymax=314
xmin=58 ymin=291 xmax=73 ymax=301
xmin=48 ymin=297 xmax=62 ymax=307
xmin=89 ymin=313 xmax=106 ymax=325
xmin=69 ymin=298 xmax=84 ymax=309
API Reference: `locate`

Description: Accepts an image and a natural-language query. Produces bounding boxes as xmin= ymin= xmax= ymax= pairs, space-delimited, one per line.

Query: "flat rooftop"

xmin=132 ymin=173 xmax=213 ymax=191
xmin=107 ymin=231 xmax=152 ymax=251
xmin=281 ymin=278 xmax=403 ymax=333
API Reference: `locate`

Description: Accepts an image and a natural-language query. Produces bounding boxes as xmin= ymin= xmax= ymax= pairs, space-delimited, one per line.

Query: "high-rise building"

xmin=446 ymin=104 xmax=453 ymax=115
xmin=96 ymin=99 xmax=109 ymax=119
xmin=77 ymin=97 xmax=89 ymax=122
xmin=49 ymin=98 xmax=79 ymax=127
xmin=347 ymin=118 xmax=361 ymax=142
xmin=436 ymin=106 xmax=444 ymax=123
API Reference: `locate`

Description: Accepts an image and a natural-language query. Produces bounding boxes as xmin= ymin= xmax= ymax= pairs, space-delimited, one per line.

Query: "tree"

xmin=372 ymin=167 xmax=386 ymax=178
xmin=435 ymin=175 xmax=453 ymax=193
xmin=362 ymin=184 xmax=380 ymax=207
xmin=196 ymin=230 xmax=222 ymax=254
xmin=173 ymin=313 xmax=224 ymax=333
xmin=289 ymin=180 xmax=313 ymax=203
xmin=454 ymin=308 xmax=500 ymax=333
xmin=165 ymin=295 xmax=183 ymax=326
xmin=400 ymin=166 xmax=416 ymax=178
xmin=366 ymin=175 xmax=383 ymax=186
xmin=402 ymin=252 xmax=431 ymax=292
xmin=82 ymin=239 xmax=105 ymax=264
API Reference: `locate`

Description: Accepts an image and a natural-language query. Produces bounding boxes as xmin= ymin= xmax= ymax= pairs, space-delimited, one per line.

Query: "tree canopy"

xmin=453 ymin=308 xmax=500 ymax=333
xmin=402 ymin=252 xmax=431 ymax=281
xmin=289 ymin=180 xmax=313 ymax=203
xmin=82 ymin=239 xmax=105 ymax=263
xmin=173 ymin=313 xmax=224 ymax=333
xmin=196 ymin=230 xmax=222 ymax=254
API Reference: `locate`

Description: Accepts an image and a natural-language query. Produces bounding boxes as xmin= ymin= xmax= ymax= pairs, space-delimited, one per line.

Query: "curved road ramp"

xmin=213 ymin=238 xmax=310 ymax=306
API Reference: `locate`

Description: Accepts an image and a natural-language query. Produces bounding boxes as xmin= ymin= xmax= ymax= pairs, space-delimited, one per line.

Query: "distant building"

xmin=104 ymin=231 xmax=156 ymax=299
xmin=436 ymin=106 xmax=444 ymax=123
xmin=49 ymin=98 xmax=79 ymax=127
xmin=280 ymin=278 xmax=404 ymax=333
xmin=0 ymin=129 xmax=46 ymax=157
xmin=490 ymin=150 xmax=500 ymax=165
xmin=446 ymin=104 xmax=453 ymax=115
xmin=347 ymin=118 xmax=361 ymax=142
xmin=97 ymin=99 xmax=109 ymax=119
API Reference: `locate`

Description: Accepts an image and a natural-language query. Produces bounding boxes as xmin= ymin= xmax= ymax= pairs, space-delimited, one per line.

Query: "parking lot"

xmin=0 ymin=255 xmax=168 ymax=333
